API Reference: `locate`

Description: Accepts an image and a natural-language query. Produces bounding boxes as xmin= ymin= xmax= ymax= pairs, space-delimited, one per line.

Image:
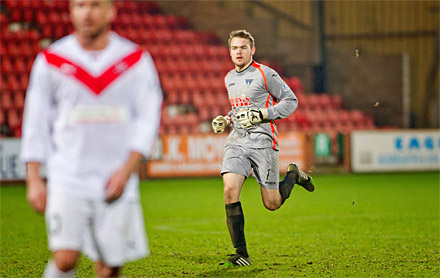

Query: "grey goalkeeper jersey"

xmin=224 ymin=61 xmax=298 ymax=150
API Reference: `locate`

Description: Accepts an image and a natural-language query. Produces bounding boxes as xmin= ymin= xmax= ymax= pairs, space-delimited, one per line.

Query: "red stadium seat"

xmin=194 ymin=74 xmax=210 ymax=91
xmin=36 ymin=10 xmax=49 ymax=25
xmin=163 ymin=29 xmax=174 ymax=45
xmin=10 ymin=9 xmax=22 ymax=22
xmin=14 ymin=58 xmax=27 ymax=74
xmin=41 ymin=25 xmax=53 ymax=38
xmin=179 ymin=90 xmax=191 ymax=104
xmin=331 ymin=94 xmax=343 ymax=109
xmin=166 ymin=125 xmax=178 ymax=135
xmin=7 ymin=108 xmax=22 ymax=131
xmin=173 ymin=30 xmax=197 ymax=45
xmin=168 ymin=44 xmax=182 ymax=58
xmin=1 ymin=57 xmax=13 ymax=74
xmin=165 ymin=90 xmax=179 ymax=105
xmin=152 ymin=15 xmax=168 ymax=29
xmin=307 ymin=94 xmax=321 ymax=111
xmin=20 ymin=42 xmax=35 ymax=58
xmin=350 ymin=110 xmax=364 ymax=128
xmin=19 ymin=75 xmax=29 ymax=91
xmin=48 ymin=11 xmax=62 ymax=24
xmin=164 ymin=15 xmax=179 ymax=30
xmin=317 ymin=94 xmax=332 ymax=111
xmin=1 ymin=91 xmax=13 ymax=110
xmin=326 ymin=110 xmax=339 ymax=127
xmin=185 ymin=59 xmax=199 ymax=75
xmin=0 ymin=43 xmax=7 ymax=57
xmin=6 ymin=42 xmax=19 ymax=57
xmin=131 ymin=14 xmax=142 ymax=29
xmin=293 ymin=110 xmax=309 ymax=128
xmin=192 ymin=44 xmax=206 ymax=58
xmin=14 ymin=92 xmax=25 ymax=110
xmin=286 ymin=76 xmax=304 ymax=95
xmin=141 ymin=15 xmax=156 ymax=29
xmin=182 ymin=75 xmax=198 ymax=91
xmin=0 ymin=109 xmax=5 ymax=126
xmin=198 ymin=107 xmax=211 ymax=122
xmin=6 ymin=75 xmax=21 ymax=91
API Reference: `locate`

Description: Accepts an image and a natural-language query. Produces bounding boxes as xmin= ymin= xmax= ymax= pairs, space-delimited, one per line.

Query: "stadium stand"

xmin=0 ymin=0 xmax=376 ymax=140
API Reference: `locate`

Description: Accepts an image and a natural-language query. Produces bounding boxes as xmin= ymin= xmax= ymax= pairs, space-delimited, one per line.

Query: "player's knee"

xmin=223 ymin=186 xmax=237 ymax=203
xmin=263 ymin=199 xmax=280 ymax=211
xmin=53 ymin=251 xmax=78 ymax=272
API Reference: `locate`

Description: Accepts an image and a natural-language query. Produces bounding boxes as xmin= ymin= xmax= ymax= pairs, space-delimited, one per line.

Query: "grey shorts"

xmin=221 ymin=144 xmax=279 ymax=189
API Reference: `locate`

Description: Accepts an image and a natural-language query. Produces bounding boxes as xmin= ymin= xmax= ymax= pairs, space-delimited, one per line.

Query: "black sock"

xmin=279 ymin=170 xmax=299 ymax=204
xmin=225 ymin=201 xmax=248 ymax=257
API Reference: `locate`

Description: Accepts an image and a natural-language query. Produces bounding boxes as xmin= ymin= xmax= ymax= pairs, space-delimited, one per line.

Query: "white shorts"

xmin=45 ymin=191 xmax=149 ymax=267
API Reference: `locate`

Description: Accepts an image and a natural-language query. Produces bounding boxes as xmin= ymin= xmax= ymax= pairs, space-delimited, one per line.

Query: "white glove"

xmin=212 ymin=115 xmax=231 ymax=134
xmin=236 ymin=108 xmax=268 ymax=128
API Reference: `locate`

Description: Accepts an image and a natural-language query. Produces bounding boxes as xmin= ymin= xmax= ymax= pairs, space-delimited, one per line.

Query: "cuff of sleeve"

xmin=266 ymin=107 xmax=276 ymax=120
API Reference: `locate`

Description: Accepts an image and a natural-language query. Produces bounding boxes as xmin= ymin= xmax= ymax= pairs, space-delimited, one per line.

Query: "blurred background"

xmin=0 ymin=0 xmax=439 ymax=179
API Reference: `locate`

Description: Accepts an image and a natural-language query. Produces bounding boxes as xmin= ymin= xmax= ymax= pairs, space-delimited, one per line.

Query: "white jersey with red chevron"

xmin=20 ymin=32 xmax=163 ymax=200
xmin=224 ymin=61 xmax=298 ymax=150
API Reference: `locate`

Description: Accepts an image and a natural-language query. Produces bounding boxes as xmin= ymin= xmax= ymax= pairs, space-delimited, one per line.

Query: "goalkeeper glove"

xmin=212 ymin=115 xmax=231 ymax=134
xmin=236 ymin=108 xmax=268 ymax=129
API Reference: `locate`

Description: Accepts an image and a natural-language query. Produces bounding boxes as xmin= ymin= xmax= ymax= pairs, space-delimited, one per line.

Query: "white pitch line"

xmin=153 ymin=225 xmax=437 ymax=239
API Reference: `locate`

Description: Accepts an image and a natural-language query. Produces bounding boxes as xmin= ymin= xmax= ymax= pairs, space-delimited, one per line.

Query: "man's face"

xmin=229 ymin=37 xmax=255 ymax=70
xmin=70 ymin=0 xmax=115 ymax=39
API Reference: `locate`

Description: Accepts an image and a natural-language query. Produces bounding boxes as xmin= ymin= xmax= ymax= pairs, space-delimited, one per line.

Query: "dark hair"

xmin=228 ymin=30 xmax=255 ymax=49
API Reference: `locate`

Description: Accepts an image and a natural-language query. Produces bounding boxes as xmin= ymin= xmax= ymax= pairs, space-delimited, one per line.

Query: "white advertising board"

xmin=351 ymin=130 xmax=440 ymax=172
xmin=0 ymin=138 xmax=26 ymax=180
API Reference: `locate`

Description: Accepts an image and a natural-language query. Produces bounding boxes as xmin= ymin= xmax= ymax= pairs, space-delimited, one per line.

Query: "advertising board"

xmin=351 ymin=130 xmax=440 ymax=172
xmin=147 ymin=132 xmax=307 ymax=177
xmin=0 ymin=139 xmax=26 ymax=180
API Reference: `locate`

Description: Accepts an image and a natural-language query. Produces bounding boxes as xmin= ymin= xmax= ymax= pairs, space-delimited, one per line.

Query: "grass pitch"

xmin=1 ymin=172 xmax=439 ymax=277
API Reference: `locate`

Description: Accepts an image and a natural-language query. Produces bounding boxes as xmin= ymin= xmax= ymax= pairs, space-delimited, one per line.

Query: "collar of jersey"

xmin=235 ymin=60 xmax=254 ymax=73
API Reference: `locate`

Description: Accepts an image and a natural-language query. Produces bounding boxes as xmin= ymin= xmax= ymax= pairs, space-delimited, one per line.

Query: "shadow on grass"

xmin=196 ymin=266 xmax=265 ymax=278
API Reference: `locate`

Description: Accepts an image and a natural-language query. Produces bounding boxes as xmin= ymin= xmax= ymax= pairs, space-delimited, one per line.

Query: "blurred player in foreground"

xmin=212 ymin=30 xmax=315 ymax=267
xmin=20 ymin=0 xmax=162 ymax=277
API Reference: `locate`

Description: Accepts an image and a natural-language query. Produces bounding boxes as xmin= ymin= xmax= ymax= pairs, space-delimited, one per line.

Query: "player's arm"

xmin=129 ymin=52 xmax=163 ymax=157
xmin=105 ymin=151 xmax=143 ymax=202
xmin=105 ymin=52 xmax=163 ymax=202
xmin=264 ymin=68 xmax=298 ymax=120
xmin=20 ymin=53 xmax=54 ymax=213
xmin=25 ymin=162 xmax=47 ymax=214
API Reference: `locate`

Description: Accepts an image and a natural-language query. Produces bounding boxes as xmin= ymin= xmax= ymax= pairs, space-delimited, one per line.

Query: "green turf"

xmin=1 ymin=172 xmax=439 ymax=277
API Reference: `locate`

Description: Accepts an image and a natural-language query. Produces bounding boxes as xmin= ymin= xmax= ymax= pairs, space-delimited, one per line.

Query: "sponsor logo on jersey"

xmin=245 ymin=79 xmax=253 ymax=86
xmin=60 ymin=63 xmax=77 ymax=75
xmin=229 ymin=96 xmax=251 ymax=107
xmin=114 ymin=61 xmax=128 ymax=73
xmin=282 ymin=84 xmax=290 ymax=91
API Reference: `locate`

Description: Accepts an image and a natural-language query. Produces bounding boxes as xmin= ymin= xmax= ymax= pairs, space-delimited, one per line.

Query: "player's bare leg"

xmin=223 ymin=172 xmax=245 ymax=204
xmin=95 ymin=261 xmax=120 ymax=277
xmin=44 ymin=250 xmax=79 ymax=277
xmin=260 ymin=187 xmax=283 ymax=211
xmin=221 ymin=173 xmax=251 ymax=266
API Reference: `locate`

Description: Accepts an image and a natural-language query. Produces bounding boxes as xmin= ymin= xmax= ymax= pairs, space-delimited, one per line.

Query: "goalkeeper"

xmin=212 ymin=30 xmax=315 ymax=267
